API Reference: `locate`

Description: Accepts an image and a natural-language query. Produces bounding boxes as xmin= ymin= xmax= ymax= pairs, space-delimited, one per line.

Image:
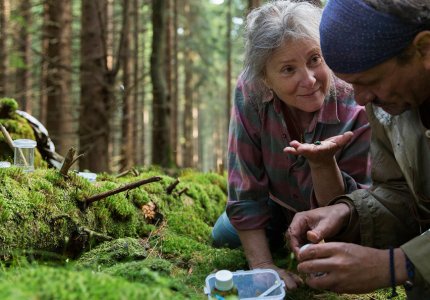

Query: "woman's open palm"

xmin=283 ymin=131 xmax=353 ymax=166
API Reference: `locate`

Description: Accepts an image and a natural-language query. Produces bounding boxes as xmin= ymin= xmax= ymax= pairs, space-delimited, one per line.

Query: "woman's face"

xmin=264 ymin=39 xmax=330 ymax=112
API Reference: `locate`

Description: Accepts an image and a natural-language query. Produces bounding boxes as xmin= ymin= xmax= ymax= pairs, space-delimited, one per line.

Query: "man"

xmin=287 ymin=0 xmax=430 ymax=298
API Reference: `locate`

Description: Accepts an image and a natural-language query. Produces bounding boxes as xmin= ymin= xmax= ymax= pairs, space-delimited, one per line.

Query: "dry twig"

xmin=60 ymin=147 xmax=83 ymax=177
xmin=82 ymin=176 xmax=162 ymax=206
xmin=166 ymin=178 xmax=180 ymax=194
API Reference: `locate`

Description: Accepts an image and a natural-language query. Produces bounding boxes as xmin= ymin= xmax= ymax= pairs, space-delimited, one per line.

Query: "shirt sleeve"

xmin=226 ymin=79 xmax=271 ymax=231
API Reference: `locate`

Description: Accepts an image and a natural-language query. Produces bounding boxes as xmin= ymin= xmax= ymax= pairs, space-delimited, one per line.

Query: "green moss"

xmin=130 ymin=188 xmax=150 ymax=207
xmin=76 ymin=238 xmax=147 ymax=268
xmin=0 ymin=265 xmax=187 ymax=300
xmin=156 ymin=232 xmax=209 ymax=262
xmin=166 ymin=210 xmax=212 ymax=243
xmin=0 ymin=98 xmax=18 ymax=117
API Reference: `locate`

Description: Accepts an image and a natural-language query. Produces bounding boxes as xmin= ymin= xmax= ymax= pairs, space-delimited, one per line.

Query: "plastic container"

xmin=77 ymin=172 xmax=97 ymax=182
xmin=0 ymin=161 xmax=11 ymax=168
xmin=13 ymin=139 xmax=37 ymax=172
xmin=204 ymin=269 xmax=285 ymax=300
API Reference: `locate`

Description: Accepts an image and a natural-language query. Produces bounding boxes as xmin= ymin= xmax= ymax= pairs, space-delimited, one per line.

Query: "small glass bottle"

xmin=13 ymin=139 xmax=37 ymax=172
xmin=211 ymin=270 xmax=239 ymax=299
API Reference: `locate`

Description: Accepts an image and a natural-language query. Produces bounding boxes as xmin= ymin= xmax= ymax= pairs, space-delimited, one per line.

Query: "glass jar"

xmin=13 ymin=139 xmax=37 ymax=172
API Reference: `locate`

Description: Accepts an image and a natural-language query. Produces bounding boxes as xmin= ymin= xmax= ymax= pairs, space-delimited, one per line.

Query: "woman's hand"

xmin=283 ymin=131 xmax=353 ymax=168
xmin=253 ymin=261 xmax=303 ymax=291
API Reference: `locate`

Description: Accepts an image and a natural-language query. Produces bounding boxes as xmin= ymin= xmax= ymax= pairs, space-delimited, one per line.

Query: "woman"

xmin=211 ymin=0 xmax=372 ymax=291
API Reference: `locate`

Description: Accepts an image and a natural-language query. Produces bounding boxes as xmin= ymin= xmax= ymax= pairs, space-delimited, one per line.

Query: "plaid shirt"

xmin=226 ymin=75 xmax=372 ymax=231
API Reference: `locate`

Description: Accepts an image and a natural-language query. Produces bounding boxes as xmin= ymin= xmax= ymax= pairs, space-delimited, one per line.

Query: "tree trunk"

xmin=182 ymin=0 xmax=194 ymax=168
xmin=132 ymin=0 xmax=143 ymax=166
xmin=39 ymin=0 xmax=49 ymax=124
xmin=15 ymin=0 xmax=32 ymax=114
xmin=151 ymin=0 xmax=172 ymax=168
xmin=120 ymin=0 xmax=134 ymax=171
xmin=0 ymin=0 xmax=8 ymax=97
xmin=247 ymin=0 xmax=260 ymax=12
xmin=79 ymin=0 xmax=111 ymax=172
xmin=226 ymin=0 xmax=232 ymax=129
xmin=172 ymin=0 xmax=179 ymax=166
xmin=45 ymin=0 xmax=74 ymax=156
xmin=166 ymin=0 xmax=178 ymax=166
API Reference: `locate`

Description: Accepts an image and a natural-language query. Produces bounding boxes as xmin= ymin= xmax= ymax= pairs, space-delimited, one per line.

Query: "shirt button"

xmin=425 ymin=130 xmax=430 ymax=138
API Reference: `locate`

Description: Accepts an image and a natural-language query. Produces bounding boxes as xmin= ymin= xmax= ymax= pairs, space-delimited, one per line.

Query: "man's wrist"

xmin=329 ymin=200 xmax=360 ymax=242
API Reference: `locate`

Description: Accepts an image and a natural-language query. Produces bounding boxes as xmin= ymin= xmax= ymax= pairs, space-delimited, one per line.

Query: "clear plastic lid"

xmin=0 ymin=161 xmax=11 ymax=168
xmin=13 ymin=139 xmax=37 ymax=148
xmin=204 ymin=268 xmax=285 ymax=299
xmin=78 ymin=172 xmax=97 ymax=182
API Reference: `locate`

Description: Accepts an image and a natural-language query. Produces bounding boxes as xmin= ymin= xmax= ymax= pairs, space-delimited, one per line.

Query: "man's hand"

xmin=287 ymin=203 xmax=351 ymax=255
xmin=296 ymin=242 xmax=398 ymax=293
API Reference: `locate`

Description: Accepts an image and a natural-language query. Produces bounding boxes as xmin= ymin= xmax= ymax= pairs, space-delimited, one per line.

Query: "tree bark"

xmin=45 ymin=0 xmax=74 ymax=156
xmin=0 ymin=0 xmax=8 ymax=97
xmin=120 ymin=0 xmax=135 ymax=171
xmin=132 ymin=0 xmax=143 ymax=166
xmin=182 ymin=0 xmax=194 ymax=168
xmin=151 ymin=0 xmax=173 ymax=168
xmin=79 ymin=0 xmax=111 ymax=172
xmin=247 ymin=0 xmax=261 ymax=12
xmin=172 ymin=0 xmax=179 ymax=166
xmin=15 ymin=0 xmax=32 ymax=114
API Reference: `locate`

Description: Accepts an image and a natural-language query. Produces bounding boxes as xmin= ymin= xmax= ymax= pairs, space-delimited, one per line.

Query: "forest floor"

xmin=0 ymin=166 xmax=407 ymax=300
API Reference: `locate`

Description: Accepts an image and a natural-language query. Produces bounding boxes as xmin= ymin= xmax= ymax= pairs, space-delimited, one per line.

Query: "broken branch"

xmin=166 ymin=178 xmax=180 ymax=195
xmin=177 ymin=187 xmax=188 ymax=197
xmin=83 ymin=176 xmax=162 ymax=206
xmin=60 ymin=147 xmax=76 ymax=176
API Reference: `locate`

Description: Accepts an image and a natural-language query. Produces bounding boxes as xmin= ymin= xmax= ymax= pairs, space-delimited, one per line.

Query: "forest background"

xmin=0 ymin=0 xmax=279 ymax=175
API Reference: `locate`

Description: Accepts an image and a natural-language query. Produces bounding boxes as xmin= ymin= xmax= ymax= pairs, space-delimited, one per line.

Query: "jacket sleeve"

xmin=332 ymin=105 xmax=421 ymax=249
xmin=226 ymin=79 xmax=271 ymax=231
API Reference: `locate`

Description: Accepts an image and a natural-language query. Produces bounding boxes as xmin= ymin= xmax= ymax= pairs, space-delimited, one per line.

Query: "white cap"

xmin=214 ymin=270 xmax=234 ymax=291
xmin=13 ymin=139 xmax=37 ymax=148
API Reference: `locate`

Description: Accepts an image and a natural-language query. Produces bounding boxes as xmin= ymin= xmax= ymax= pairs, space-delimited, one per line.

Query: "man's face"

xmin=335 ymin=56 xmax=430 ymax=115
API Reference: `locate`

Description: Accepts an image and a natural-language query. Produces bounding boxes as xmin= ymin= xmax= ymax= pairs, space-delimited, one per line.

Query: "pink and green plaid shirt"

xmin=226 ymin=75 xmax=372 ymax=231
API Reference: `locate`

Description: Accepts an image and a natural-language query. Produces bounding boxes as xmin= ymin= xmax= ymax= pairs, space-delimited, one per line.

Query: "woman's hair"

xmin=242 ymin=1 xmax=323 ymax=93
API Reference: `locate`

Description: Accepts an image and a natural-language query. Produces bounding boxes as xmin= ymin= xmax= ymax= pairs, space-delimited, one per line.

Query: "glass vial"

xmin=13 ymin=139 xmax=37 ymax=172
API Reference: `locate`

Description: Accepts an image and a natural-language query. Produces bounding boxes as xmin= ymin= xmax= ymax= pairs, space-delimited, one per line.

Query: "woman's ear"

xmin=413 ymin=31 xmax=430 ymax=69
xmin=262 ymin=76 xmax=271 ymax=90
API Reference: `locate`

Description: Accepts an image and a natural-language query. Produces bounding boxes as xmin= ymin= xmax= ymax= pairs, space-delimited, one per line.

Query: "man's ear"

xmin=414 ymin=31 xmax=430 ymax=69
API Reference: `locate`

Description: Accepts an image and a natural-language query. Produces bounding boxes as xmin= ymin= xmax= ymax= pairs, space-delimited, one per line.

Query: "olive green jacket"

xmin=336 ymin=104 xmax=430 ymax=297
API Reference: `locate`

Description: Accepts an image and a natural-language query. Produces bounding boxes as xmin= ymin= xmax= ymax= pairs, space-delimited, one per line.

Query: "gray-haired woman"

xmin=211 ymin=0 xmax=372 ymax=290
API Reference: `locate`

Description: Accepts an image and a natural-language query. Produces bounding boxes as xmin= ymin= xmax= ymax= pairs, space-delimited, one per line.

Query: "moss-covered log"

xmin=0 ymin=166 xmax=228 ymax=258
